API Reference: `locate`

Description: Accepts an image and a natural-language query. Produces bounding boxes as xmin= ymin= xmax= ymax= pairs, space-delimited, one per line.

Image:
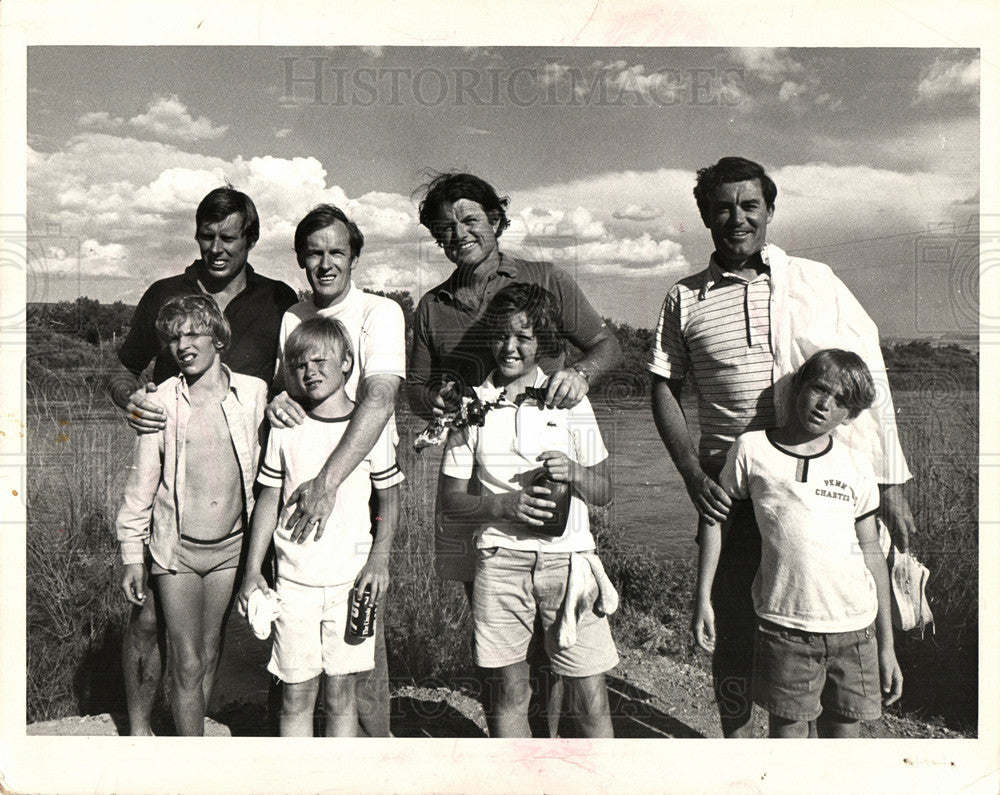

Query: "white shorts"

xmin=267 ymin=577 xmax=375 ymax=683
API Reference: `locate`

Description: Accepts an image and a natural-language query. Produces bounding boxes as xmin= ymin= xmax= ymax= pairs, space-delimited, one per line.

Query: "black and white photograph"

xmin=2 ymin=1 xmax=997 ymax=793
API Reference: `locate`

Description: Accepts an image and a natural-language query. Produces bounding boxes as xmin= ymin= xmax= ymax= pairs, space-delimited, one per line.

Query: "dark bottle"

xmin=528 ymin=470 xmax=571 ymax=538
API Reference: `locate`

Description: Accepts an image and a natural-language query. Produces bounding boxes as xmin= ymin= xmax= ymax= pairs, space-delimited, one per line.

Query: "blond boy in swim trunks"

xmin=116 ymin=295 xmax=268 ymax=735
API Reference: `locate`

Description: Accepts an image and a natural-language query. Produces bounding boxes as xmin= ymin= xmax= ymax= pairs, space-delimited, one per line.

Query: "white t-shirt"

xmin=277 ymin=283 xmax=407 ymax=400
xmin=720 ymin=430 xmax=880 ymax=633
xmin=257 ymin=413 xmax=405 ymax=587
xmin=441 ymin=368 xmax=609 ymax=553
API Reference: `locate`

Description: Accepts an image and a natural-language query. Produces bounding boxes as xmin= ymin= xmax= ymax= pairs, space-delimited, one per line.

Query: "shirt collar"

xmin=700 ymin=249 xmax=770 ymax=299
xmin=182 ymin=262 xmax=259 ymax=292
xmin=483 ymin=366 xmax=547 ymax=405
xmin=175 ymin=363 xmax=245 ymax=403
xmin=434 ymin=253 xmax=519 ymax=302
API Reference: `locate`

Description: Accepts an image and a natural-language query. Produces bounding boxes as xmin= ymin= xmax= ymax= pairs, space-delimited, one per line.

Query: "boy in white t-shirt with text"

xmin=440 ymin=283 xmax=618 ymax=739
xmin=238 ymin=316 xmax=403 ymax=736
xmin=692 ymin=349 xmax=903 ymax=738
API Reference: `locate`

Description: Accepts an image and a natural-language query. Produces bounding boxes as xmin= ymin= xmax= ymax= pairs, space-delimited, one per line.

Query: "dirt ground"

xmin=27 ymin=645 xmax=966 ymax=739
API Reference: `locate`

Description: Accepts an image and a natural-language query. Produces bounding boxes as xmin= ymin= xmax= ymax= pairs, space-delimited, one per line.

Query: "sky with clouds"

xmin=27 ymin=46 xmax=979 ymax=337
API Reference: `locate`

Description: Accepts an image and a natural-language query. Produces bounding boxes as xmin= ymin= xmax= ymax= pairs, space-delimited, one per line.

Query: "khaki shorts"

xmin=267 ymin=578 xmax=375 ymax=684
xmin=472 ymin=547 xmax=619 ymax=677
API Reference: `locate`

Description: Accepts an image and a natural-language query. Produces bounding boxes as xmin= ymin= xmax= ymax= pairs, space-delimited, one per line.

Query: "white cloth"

xmin=720 ymin=430 xmax=881 ymax=633
xmin=441 ymin=368 xmax=609 ymax=553
xmin=257 ymin=413 xmax=404 ymax=586
xmin=247 ymin=588 xmax=281 ymax=640
xmin=277 ymin=283 xmax=407 ymax=400
xmin=764 ymin=244 xmax=911 ymax=484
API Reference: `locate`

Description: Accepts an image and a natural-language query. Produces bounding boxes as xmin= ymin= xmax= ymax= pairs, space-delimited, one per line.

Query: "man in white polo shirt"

xmin=266 ymin=204 xmax=406 ymax=737
xmin=648 ymin=156 xmax=915 ymax=737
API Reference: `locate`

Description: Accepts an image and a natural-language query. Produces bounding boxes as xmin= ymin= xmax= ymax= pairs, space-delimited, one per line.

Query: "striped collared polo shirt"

xmin=648 ymin=253 xmax=776 ymax=473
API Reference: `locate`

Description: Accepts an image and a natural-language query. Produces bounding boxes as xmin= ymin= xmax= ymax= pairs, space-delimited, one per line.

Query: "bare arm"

xmin=238 ymin=485 xmax=281 ymax=614
xmin=354 ymin=484 xmax=400 ymax=606
xmin=284 ymin=374 xmax=402 ymax=541
xmin=650 ymin=373 xmax=731 ymax=523
xmin=544 ymin=326 xmax=623 ymax=409
xmin=857 ymin=514 xmax=903 ymax=705
xmin=691 ymin=517 xmax=723 ymax=653
xmin=537 ymin=453 xmax=612 ymax=507
xmin=440 ymin=474 xmax=557 ymax=529
xmin=878 ymin=483 xmax=915 ymax=553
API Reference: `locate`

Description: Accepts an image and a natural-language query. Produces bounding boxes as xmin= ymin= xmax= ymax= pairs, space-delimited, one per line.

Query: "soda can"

xmin=349 ymin=587 xmax=377 ymax=638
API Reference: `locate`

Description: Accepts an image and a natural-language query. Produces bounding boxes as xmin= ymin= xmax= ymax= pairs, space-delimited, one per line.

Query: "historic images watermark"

xmin=279 ymin=57 xmax=745 ymax=109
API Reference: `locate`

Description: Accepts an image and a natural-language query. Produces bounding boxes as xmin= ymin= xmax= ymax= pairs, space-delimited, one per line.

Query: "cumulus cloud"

xmin=78 ymin=111 xmax=124 ymax=131
xmin=128 ymin=96 xmax=228 ymax=142
xmin=613 ymin=204 xmax=663 ymax=222
xmin=914 ymin=55 xmax=979 ymax=105
xmin=729 ymin=48 xmax=841 ymax=114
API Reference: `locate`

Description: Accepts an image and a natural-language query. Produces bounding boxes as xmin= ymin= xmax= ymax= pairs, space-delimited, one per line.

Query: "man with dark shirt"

xmin=110 ymin=187 xmax=296 ymax=735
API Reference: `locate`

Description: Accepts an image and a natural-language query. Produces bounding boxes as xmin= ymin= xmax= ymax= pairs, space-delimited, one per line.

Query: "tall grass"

xmin=24 ymin=349 xmax=980 ymax=733
xmin=26 ymin=388 xmax=134 ymax=722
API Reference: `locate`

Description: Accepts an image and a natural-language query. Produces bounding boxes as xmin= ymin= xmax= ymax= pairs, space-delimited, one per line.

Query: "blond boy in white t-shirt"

xmin=693 ymin=349 xmax=903 ymax=738
xmin=238 ymin=316 xmax=403 ymax=737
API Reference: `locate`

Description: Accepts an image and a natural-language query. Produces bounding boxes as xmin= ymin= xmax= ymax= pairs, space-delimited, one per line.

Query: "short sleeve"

xmin=566 ymin=397 xmax=609 ymax=467
xmin=548 ymin=266 xmax=606 ymax=348
xmin=441 ymin=425 xmax=477 ymax=480
xmin=853 ymin=452 xmax=880 ymax=519
xmin=256 ymin=427 xmax=285 ymax=489
xmin=361 ymin=298 xmax=407 ymax=381
xmin=117 ymin=286 xmax=162 ymax=376
xmin=647 ymin=286 xmax=689 ymax=381
xmin=718 ymin=437 xmax=750 ymax=500
xmin=368 ymin=419 xmax=405 ymax=490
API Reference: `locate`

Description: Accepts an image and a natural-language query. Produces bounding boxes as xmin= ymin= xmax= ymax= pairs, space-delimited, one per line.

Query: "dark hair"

xmin=294 ymin=204 xmax=365 ymax=261
xmin=195 ymin=187 xmax=260 ymax=247
xmin=155 ymin=294 xmax=231 ymax=351
xmin=793 ymin=349 xmax=876 ymax=419
xmin=417 ymin=173 xmax=511 ymax=238
xmin=283 ymin=316 xmax=355 ymax=384
xmin=484 ymin=283 xmax=562 ymax=359
xmin=693 ymin=157 xmax=777 ymax=222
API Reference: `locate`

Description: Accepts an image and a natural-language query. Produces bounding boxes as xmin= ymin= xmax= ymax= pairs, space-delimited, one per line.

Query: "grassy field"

xmin=24 ymin=355 xmax=979 ymax=733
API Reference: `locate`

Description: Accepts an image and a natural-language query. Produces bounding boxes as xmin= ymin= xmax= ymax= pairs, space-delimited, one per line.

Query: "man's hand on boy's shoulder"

xmin=266 ymin=391 xmax=307 ymax=429
xmin=124 ymin=382 xmax=167 ymax=434
xmin=355 ymin=553 xmax=390 ymax=604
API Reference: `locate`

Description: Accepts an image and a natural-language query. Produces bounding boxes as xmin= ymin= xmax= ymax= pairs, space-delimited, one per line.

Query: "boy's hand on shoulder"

xmin=126 ymin=383 xmax=166 ymax=434
xmin=691 ymin=599 xmax=716 ymax=654
xmin=120 ymin=563 xmax=148 ymax=606
xmin=237 ymin=572 xmax=271 ymax=617
xmin=266 ymin=391 xmax=307 ymax=429
xmin=355 ymin=554 xmax=390 ymax=605
xmin=879 ymin=647 xmax=903 ymax=706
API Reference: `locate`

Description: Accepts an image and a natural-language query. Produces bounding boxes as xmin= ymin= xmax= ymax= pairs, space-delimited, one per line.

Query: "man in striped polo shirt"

xmin=648 ymin=156 xmax=915 ymax=737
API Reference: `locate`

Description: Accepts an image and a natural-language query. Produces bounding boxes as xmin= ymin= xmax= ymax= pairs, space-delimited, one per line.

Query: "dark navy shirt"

xmin=118 ymin=262 xmax=298 ymax=385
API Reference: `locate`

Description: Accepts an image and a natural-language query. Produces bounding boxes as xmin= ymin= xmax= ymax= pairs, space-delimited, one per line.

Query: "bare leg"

xmin=564 ymin=673 xmax=614 ymax=738
xmin=324 ymin=673 xmax=360 ymax=737
xmin=768 ymin=714 xmax=810 ymax=738
xmin=817 ymin=711 xmax=861 ymax=738
xmin=356 ymin=619 xmax=390 ymax=737
xmin=121 ymin=585 xmax=164 ymax=736
xmin=282 ymin=677 xmax=321 ymax=737
xmin=155 ymin=572 xmax=207 ymax=735
xmin=486 ymin=662 xmax=532 ymax=738
xmin=197 ymin=567 xmax=238 ymax=710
